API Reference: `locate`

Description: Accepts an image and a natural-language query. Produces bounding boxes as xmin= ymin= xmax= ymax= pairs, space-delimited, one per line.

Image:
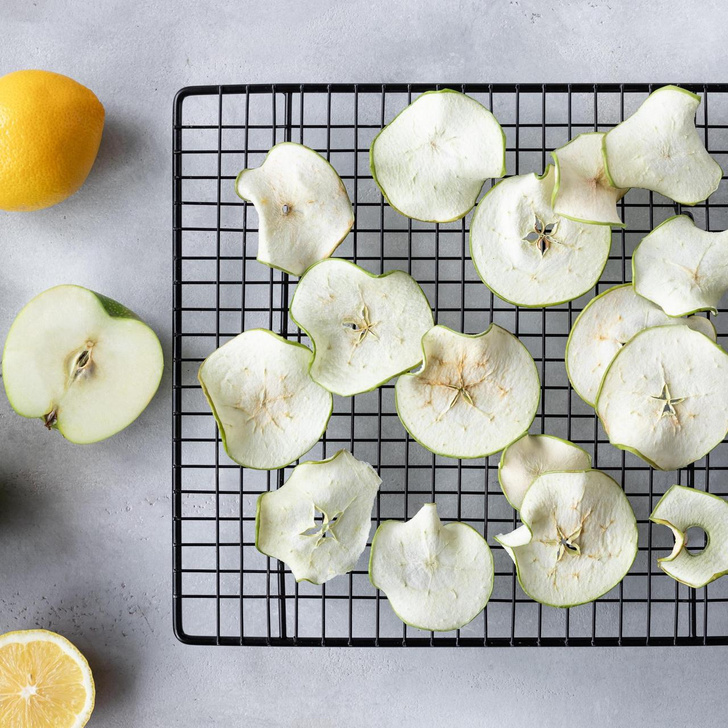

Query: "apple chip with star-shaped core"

xmin=256 ymin=450 xmax=381 ymax=584
xmin=566 ymin=283 xmax=716 ymax=407
xmin=633 ymin=215 xmax=728 ymax=317
xmin=496 ymin=470 xmax=638 ymax=607
xmin=469 ymin=166 xmax=612 ymax=307
xmin=290 ymin=259 xmax=434 ymax=396
xmin=596 ymin=325 xmax=728 ymax=471
xmin=369 ymin=503 xmax=494 ymax=631
xmin=236 ymin=142 xmax=354 ymax=276
xmin=198 ymin=329 xmax=333 ymax=470
xmin=395 ymin=324 xmax=540 ymax=459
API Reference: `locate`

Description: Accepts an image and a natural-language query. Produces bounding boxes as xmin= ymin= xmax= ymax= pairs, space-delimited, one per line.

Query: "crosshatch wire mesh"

xmin=173 ymin=83 xmax=728 ymax=647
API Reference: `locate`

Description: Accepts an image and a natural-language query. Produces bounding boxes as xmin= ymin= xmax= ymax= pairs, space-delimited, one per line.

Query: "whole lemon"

xmin=0 ymin=70 xmax=104 ymax=211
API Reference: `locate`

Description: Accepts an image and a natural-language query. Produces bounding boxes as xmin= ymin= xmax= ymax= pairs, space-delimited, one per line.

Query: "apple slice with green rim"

xmin=633 ymin=215 xmax=728 ymax=316
xmin=595 ymin=325 xmax=728 ymax=471
xmin=395 ymin=324 xmax=540 ymax=459
xmin=650 ymin=485 xmax=728 ymax=588
xmin=236 ymin=142 xmax=354 ymax=276
xmin=496 ymin=470 xmax=638 ymax=607
xmin=498 ymin=434 xmax=591 ymax=510
xmin=369 ymin=503 xmax=493 ymax=631
xmin=256 ymin=450 xmax=381 ymax=584
xmin=551 ymin=132 xmax=627 ymax=226
xmin=198 ymin=329 xmax=332 ymax=470
xmin=566 ymin=283 xmax=716 ymax=407
xmin=469 ymin=166 xmax=612 ymax=307
xmin=2 ymin=284 xmax=163 ymax=444
xmin=603 ymin=86 xmax=722 ymax=204
xmin=370 ymin=89 xmax=505 ymax=223
xmin=289 ymin=259 xmax=434 ymax=397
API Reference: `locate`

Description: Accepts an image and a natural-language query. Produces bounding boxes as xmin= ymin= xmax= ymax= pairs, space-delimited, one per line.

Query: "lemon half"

xmin=0 ymin=629 xmax=95 ymax=728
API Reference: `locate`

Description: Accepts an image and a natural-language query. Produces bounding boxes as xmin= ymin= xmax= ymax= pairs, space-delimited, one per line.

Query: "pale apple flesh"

xmin=2 ymin=285 xmax=163 ymax=444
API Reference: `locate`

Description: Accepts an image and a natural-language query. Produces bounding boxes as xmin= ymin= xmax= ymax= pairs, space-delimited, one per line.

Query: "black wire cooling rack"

xmin=173 ymin=83 xmax=728 ymax=647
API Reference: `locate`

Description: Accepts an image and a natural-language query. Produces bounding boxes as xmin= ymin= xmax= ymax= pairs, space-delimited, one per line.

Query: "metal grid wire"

xmin=173 ymin=83 xmax=728 ymax=646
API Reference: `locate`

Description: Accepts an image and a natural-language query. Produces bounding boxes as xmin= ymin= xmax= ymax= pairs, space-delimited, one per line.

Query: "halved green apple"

xmin=2 ymin=284 xmax=163 ymax=444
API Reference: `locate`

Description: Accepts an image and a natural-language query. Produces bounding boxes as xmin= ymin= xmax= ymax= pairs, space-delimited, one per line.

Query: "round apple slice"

xmin=469 ymin=166 xmax=612 ymax=307
xmin=256 ymin=450 xmax=381 ymax=584
xmin=289 ymin=259 xmax=434 ymax=396
xmin=498 ymin=434 xmax=591 ymax=510
xmin=198 ymin=329 xmax=332 ymax=470
xmin=596 ymin=325 xmax=728 ymax=471
xmin=369 ymin=503 xmax=493 ymax=631
xmin=236 ymin=142 xmax=354 ymax=276
xmin=495 ymin=470 xmax=638 ymax=607
xmin=633 ymin=215 xmax=728 ymax=316
xmin=369 ymin=89 xmax=505 ymax=222
xmin=395 ymin=324 xmax=540 ymax=459
xmin=650 ymin=485 xmax=728 ymax=588
xmin=551 ymin=132 xmax=627 ymax=226
xmin=2 ymin=285 xmax=163 ymax=444
xmin=566 ymin=283 xmax=717 ymax=407
xmin=603 ymin=86 xmax=722 ymax=204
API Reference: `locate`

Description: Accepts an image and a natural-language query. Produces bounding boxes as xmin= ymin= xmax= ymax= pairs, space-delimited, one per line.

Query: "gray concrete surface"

xmin=1 ymin=0 xmax=727 ymax=725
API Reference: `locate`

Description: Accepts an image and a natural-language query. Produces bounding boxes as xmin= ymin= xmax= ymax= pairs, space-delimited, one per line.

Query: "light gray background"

xmin=1 ymin=1 xmax=726 ymax=725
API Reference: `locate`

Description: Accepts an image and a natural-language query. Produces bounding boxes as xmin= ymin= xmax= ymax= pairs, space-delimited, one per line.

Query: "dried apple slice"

xmin=498 ymin=434 xmax=591 ymax=510
xmin=566 ymin=283 xmax=717 ymax=407
xmin=256 ymin=450 xmax=381 ymax=584
xmin=289 ymin=259 xmax=434 ymax=396
xmin=469 ymin=166 xmax=612 ymax=307
xmin=235 ymin=142 xmax=354 ymax=276
xmin=603 ymin=86 xmax=722 ymax=204
xmin=633 ymin=215 xmax=728 ymax=316
xmin=369 ymin=89 xmax=505 ymax=222
xmin=496 ymin=470 xmax=638 ymax=607
xmin=369 ymin=503 xmax=493 ymax=631
xmin=198 ymin=329 xmax=332 ymax=470
xmin=551 ymin=132 xmax=627 ymax=226
xmin=395 ymin=324 xmax=540 ymax=459
xmin=650 ymin=485 xmax=728 ymax=588
xmin=596 ymin=325 xmax=728 ymax=471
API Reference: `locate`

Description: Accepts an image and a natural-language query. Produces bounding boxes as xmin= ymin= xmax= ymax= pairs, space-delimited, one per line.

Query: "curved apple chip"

xmin=633 ymin=215 xmax=728 ymax=316
xmin=498 ymin=434 xmax=591 ymax=510
xmin=290 ymin=259 xmax=434 ymax=396
xmin=370 ymin=89 xmax=505 ymax=222
xmin=650 ymin=485 xmax=728 ymax=588
xmin=469 ymin=166 xmax=612 ymax=307
xmin=369 ymin=503 xmax=493 ymax=631
xmin=496 ymin=470 xmax=638 ymax=607
xmin=596 ymin=325 xmax=728 ymax=471
xmin=551 ymin=132 xmax=627 ymax=226
xmin=395 ymin=324 xmax=540 ymax=459
xmin=566 ymin=283 xmax=716 ymax=407
xmin=256 ymin=450 xmax=381 ymax=584
xmin=236 ymin=142 xmax=354 ymax=276
xmin=603 ymin=86 xmax=722 ymax=204
xmin=198 ymin=329 xmax=332 ymax=470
